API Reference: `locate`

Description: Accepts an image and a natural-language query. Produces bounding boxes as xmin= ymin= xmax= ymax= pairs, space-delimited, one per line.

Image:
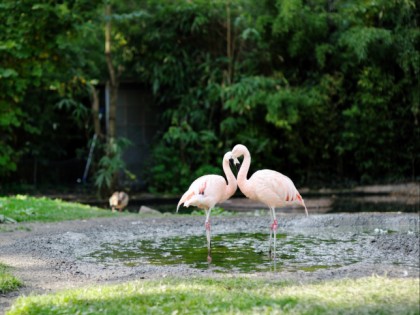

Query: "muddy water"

xmin=83 ymin=227 xmax=418 ymax=273
xmin=96 ymin=192 xmax=419 ymax=273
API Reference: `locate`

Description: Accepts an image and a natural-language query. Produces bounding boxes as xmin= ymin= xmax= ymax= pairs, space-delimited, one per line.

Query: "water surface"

xmin=84 ymin=229 xmax=417 ymax=273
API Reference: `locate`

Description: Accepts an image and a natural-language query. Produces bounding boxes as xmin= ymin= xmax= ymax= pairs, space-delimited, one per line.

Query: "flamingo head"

xmin=232 ymin=156 xmax=240 ymax=165
xmin=223 ymin=151 xmax=233 ymax=162
xmin=229 ymin=152 xmax=240 ymax=166
xmin=231 ymin=144 xmax=248 ymax=164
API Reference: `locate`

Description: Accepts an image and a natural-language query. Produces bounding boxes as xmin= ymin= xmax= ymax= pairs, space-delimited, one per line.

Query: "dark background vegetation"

xmin=0 ymin=0 xmax=419 ymax=195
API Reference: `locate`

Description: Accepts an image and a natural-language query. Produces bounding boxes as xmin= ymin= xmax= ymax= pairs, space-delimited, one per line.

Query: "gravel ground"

xmin=0 ymin=212 xmax=419 ymax=314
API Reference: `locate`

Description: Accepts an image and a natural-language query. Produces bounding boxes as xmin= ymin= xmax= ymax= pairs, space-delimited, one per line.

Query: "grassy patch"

xmin=0 ymin=263 xmax=22 ymax=294
xmin=190 ymin=206 xmax=234 ymax=216
xmin=7 ymin=277 xmax=419 ymax=315
xmin=0 ymin=195 xmax=126 ymax=224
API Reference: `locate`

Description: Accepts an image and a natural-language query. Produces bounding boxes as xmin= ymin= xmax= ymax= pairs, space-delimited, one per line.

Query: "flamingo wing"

xmin=177 ymin=175 xmax=227 ymax=211
xmin=250 ymin=170 xmax=300 ymax=207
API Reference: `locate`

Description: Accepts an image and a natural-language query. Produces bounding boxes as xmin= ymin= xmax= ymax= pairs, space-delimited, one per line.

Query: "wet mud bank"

xmin=0 ymin=213 xmax=419 ymax=313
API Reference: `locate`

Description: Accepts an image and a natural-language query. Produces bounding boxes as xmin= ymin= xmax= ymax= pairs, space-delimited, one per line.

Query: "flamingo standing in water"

xmin=230 ymin=144 xmax=308 ymax=257
xmin=177 ymin=151 xmax=237 ymax=262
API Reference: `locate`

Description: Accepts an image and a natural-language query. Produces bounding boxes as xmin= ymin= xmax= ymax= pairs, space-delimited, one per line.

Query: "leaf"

xmin=152 ymin=79 xmax=160 ymax=94
xmin=0 ymin=214 xmax=17 ymax=224
xmin=339 ymin=26 xmax=392 ymax=61
xmin=241 ymin=28 xmax=259 ymax=40
xmin=0 ymin=68 xmax=18 ymax=78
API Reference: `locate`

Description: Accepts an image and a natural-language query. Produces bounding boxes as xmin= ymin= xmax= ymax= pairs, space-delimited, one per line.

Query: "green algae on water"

xmin=85 ymin=232 xmax=364 ymax=273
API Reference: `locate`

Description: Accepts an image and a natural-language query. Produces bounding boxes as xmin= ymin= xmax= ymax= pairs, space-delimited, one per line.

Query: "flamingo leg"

xmin=269 ymin=207 xmax=274 ymax=254
xmin=205 ymin=208 xmax=212 ymax=262
xmin=269 ymin=207 xmax=278 ymax=259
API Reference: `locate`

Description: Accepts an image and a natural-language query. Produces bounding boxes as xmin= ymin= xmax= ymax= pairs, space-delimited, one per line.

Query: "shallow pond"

xmin=84 ymin=229 xmax=418 ymax=273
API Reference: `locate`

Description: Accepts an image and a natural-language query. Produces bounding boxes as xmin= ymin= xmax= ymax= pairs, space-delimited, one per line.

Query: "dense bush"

xmin=0 ymin=0 xmax=103 ymax=183
xmin=1 ymin=0 xmax=418 ymax=193
xmin=127 ymin=0 xmax=419 ymax=192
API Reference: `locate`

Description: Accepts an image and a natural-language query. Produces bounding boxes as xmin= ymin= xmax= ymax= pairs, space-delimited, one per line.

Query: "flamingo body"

xmin=245 ymin=169 xmax=306 ymax=210
xmin=177 ymin=175 xmax=231 ymax=211
xmin=177 ymin=151 xmax=237 ymax=261
xmin=231 ymin=144 xmax=308 ymax=257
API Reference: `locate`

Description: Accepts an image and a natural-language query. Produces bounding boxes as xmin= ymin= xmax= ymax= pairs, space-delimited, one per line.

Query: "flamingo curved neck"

xmin=237 ymin=149 xmax=250 ymax=182
xmin=236 ymin=148 xmax=253 ymax=197
xmin=222 ymin=158 xmax=237 ymax=198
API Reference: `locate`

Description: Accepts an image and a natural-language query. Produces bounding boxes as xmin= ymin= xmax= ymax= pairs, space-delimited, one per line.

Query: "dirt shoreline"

xmin=1 ymin=213 xmax=419 ymax=314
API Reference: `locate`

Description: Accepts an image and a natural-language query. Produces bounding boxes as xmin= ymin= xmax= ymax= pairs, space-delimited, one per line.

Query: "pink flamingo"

xmin=231 ymin=144 xmax=308 ymax=257
xmin=177 ymin=151 xmax=237 ymax=262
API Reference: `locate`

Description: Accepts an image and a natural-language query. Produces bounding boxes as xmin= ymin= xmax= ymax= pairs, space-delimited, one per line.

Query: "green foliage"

xmin=0 ymin=0 xmax=103 ymax=182
xmin=339 ymin=27 xmax=392 ymax=61
xmin=0 ymin=263 xmax=22 ymax=294
xmin=190 ymin=207 xmax=233 ymax=216
xmin=133 ymin=0 xmax=419 ymax=190
xmin=94 ymin=137 xmax=135 ymax=195
xmin=1 ymin=0 xmax=418 ymax=192
xmin=7 ymin=277 xmax=420 ymax=315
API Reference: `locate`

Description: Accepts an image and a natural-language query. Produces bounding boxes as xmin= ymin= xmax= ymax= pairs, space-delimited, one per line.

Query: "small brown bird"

xmin=109 ymin=191 xmax=129 ymax=212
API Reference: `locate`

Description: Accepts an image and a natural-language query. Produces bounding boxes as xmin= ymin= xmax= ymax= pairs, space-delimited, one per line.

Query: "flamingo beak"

xmin=230 ymin=156 xmax=240 ymax=174
xmin=233 ymin=157 xmax=240 ymax=165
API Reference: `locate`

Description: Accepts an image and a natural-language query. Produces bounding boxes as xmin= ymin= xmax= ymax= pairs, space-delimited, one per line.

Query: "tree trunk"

xmin=105 ymin=4 xmax=118 ymax=142
xmin=226 ymin=0 xmax=233 ymax=85
xmin=89 ymin=84 xmax=102 ymax=138
xmin=104 ymin=4 xmax=120 ymax=194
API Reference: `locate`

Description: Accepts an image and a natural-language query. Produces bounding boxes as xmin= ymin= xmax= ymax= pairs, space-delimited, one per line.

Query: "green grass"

xmin=0 ymin=263 xmax=22 ymax=294
xmin=190 ymin=206 xmax=234 ymax=216
xmin=0 ymin=195 xmax=126 ymax=224
xmin=6 ymin=277 xmax=419 ymax=315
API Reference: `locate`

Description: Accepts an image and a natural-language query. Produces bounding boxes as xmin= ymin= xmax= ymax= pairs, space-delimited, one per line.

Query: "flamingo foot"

xmin=269 ymin=219 xmax=278 ymax=260
xmin=271 ymin=219 xmax=278 ymax=231
xmin=206 ymin=220 xmax=211 ymax=262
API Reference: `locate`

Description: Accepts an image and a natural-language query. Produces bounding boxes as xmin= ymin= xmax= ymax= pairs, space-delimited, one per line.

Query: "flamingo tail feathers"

xmin=177 ymin=190 xmax=194 ymax=213
xmin=296 ymin=194 xmax=309 ymax=217
xmin=303 ymin=202 xmax=309 ymax=217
